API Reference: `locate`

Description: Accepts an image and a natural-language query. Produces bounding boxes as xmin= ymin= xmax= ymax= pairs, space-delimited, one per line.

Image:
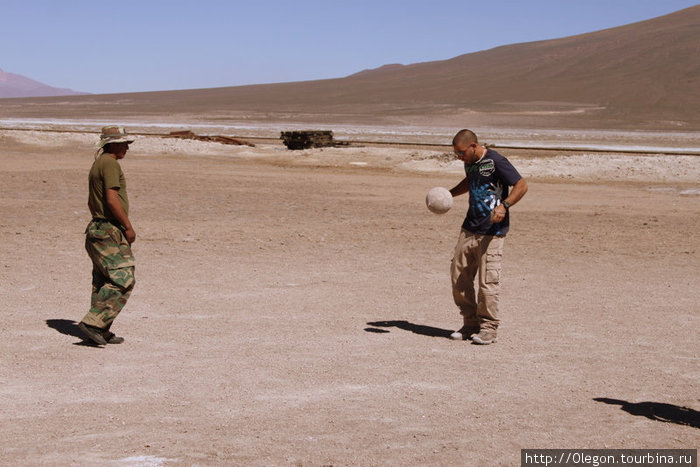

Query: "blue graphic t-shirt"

xmin=462 ymin=149 xmax=522 ymax=236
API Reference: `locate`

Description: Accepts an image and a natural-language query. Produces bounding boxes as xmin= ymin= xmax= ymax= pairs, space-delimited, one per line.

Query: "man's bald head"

xmin=452 ymin=129 xmax=478 ymax=147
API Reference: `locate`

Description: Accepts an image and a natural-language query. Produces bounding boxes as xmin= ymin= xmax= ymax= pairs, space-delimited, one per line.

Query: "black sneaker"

xmin=103 ymin=331 xmax=124 ymax=344
xmin=78 ymin=322 xmax=107 ymax=345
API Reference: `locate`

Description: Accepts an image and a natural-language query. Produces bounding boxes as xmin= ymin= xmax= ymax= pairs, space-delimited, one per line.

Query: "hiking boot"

xmin=471 ymin=329 xmax=498 ymax=345
xmin=78 ymin=322 xmax=107 ymax=345
xmin=103 ymin=331 xmax=124 ymax=344
xmin=450 ymin=326 xmax=480 ymax=341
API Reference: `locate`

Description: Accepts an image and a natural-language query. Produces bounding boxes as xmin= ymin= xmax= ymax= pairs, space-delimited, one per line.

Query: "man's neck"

xmin=475 ymin=145 xmax=487 ymax=162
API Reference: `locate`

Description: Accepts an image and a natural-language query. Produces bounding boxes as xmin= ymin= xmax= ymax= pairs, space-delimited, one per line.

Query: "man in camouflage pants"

xmin=78 ymin=126 xmax=137 ymax=345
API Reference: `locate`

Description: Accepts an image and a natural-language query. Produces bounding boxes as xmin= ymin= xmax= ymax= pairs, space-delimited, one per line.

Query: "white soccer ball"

xmin=425 ymin=187 xmax=453 ymax=214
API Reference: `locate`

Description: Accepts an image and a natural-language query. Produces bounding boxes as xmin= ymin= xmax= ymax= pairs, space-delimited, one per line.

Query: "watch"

xmin=502 ymin=201 xmax=511 ymax=210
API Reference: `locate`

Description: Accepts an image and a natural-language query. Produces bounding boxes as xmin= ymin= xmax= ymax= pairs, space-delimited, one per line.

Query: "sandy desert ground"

xmin=0 ymin=128 xmax=698 ymax=466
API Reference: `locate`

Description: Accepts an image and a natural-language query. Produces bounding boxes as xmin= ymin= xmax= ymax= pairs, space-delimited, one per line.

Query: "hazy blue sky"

xmin=1 ymin=0 xmax=698 ymax=94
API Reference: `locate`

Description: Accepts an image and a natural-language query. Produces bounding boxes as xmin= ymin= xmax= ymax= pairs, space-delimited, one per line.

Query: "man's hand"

xmin=123 ymin=226 xmax=136 ymax=244
xmin=491 ymin=204 xmax=507 ymax=223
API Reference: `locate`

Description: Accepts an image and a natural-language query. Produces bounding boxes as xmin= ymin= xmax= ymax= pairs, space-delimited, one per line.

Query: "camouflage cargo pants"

xmin=80 ymin=220 xmax=135 ymax=329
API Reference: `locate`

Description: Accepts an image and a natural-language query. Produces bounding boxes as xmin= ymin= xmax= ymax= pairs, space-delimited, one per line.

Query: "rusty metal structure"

xmin=280 ymin=130 xmax=336 ymax=150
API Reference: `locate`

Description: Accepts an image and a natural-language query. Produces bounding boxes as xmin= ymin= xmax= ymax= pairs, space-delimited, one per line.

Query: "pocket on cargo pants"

xmin=485 ymin=252 xmax=503 ymax=284
xmin=483 ymin=237 xmax=504 ymax=284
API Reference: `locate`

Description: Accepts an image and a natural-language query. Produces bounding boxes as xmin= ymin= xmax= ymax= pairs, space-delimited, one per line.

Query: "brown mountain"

xmin=0 ymin=69 xmax=86 ymax=98
xmin=1 ymin=6 xmax=698 ymax=130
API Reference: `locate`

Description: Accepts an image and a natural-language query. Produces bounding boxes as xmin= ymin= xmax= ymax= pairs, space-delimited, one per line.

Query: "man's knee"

xmin=108 ymin=266 xmax=135 ymax=291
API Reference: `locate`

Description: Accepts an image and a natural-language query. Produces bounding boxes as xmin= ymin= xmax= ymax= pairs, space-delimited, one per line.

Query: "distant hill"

xmin=335 ymin=3 xmax=700 ymax=126
xmin=1 ymin=6 xmax=698 ymax=130
xmin=0 ymin=69 xmax=86 ymax=98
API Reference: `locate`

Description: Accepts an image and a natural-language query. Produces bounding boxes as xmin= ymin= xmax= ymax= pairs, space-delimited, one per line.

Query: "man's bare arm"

xmin=450 ymin=178 xmax=470 ymax=197
xmin=106 ymin=188 xmax=136 ymax=243
xmin=491 ymin=178 xmax=529 ymax=223
xmin=505 ymin=178 xmax=528 ymax=207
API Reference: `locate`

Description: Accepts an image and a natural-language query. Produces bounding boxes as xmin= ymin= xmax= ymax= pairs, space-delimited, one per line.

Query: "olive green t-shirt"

xmin=88 ymin=153 xmax=129 ymax=223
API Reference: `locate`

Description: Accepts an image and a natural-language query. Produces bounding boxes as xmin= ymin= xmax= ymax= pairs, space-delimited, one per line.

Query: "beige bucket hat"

xmin=97 ymin=125 xmax=136 ymax=148
xmin=95 ymin=125 xmax=136 ymax=158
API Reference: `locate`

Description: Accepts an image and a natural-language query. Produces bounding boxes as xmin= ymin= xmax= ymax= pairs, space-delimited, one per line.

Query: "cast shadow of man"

xmin=45 ymin=319 xmax=101 ymax=347
xmin=365 ymin=320 xmax=453 ymax=339
xmin=594 ymin=397 xmax=700 ymax=429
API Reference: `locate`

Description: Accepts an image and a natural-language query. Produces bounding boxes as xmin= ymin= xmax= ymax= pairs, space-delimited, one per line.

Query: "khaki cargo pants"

xmin=450 ymin=229 xmax=505 ymax=331
xmin=80 ymin=220 xmax=135 ymax=329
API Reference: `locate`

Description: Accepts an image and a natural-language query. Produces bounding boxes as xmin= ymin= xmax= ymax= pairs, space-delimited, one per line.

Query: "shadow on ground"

xmin=45 ymin=319 xmax=101 ymax=347
xmin=365 ymin=320 xmax=453 ymax=339
xmin=594 ymin=397 xmax=700 ymax=428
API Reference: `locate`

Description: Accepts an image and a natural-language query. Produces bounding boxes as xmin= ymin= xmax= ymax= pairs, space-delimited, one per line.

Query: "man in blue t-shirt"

xmin=448 ymin=129 xmax=528 ymax=344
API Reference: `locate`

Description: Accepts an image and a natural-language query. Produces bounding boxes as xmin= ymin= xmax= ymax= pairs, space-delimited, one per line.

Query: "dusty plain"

xmin=0 ymin=127 xmax=698 ymax=466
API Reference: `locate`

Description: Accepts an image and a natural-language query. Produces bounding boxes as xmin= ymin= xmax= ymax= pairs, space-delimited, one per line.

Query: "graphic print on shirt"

xmin=478 ymin=159 xmax=495 ymax=177
xmin=469 ymin=177 xmax=504 ymax=218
